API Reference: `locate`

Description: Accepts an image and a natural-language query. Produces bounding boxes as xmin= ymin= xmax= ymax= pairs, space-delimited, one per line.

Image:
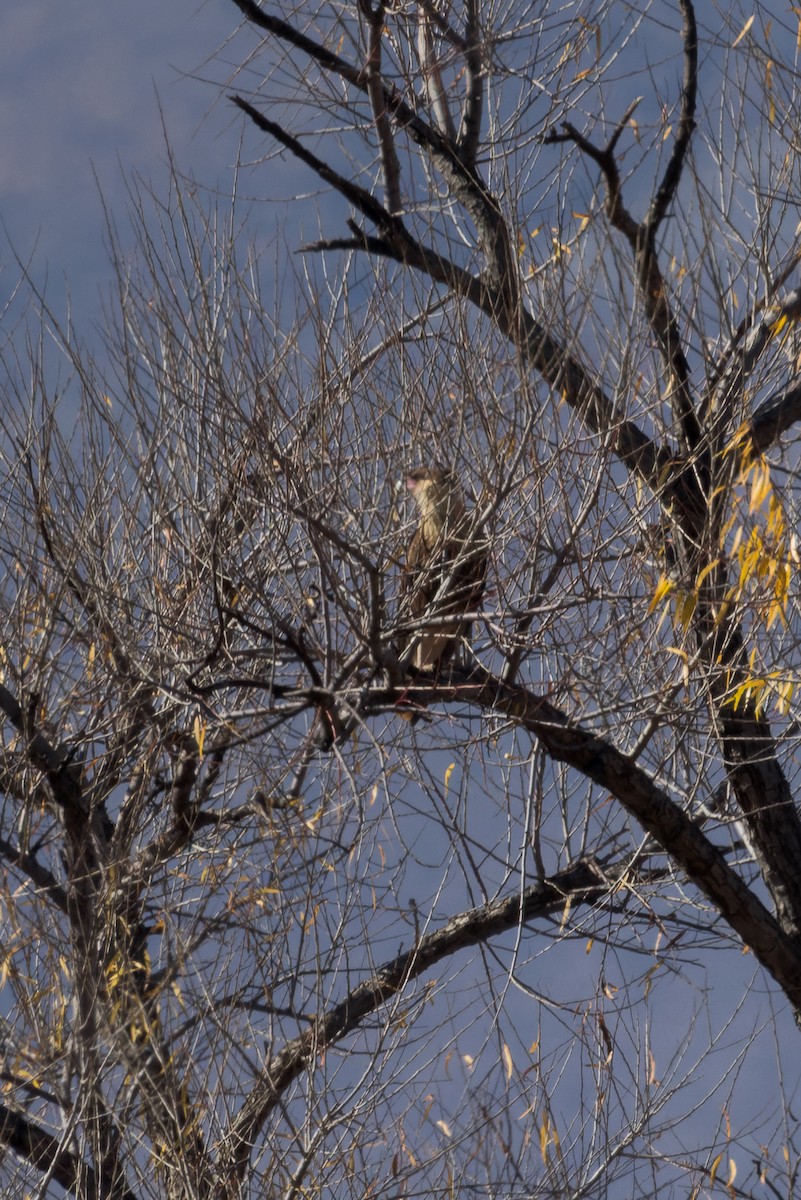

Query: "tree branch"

xmin=751 ymin=375 xmax=801 ymax=451
xmin=417 ymin=3 xmax=458 ymax=142
xmin=359 ymin=0 xmax=403 ymax=214
xmin=366 ymin=665 xmax=801 ymax=1006
xmin=231 ymin=0 xmax=518 ymax=311
xmin=645 ymin=0 xmax=697 ymax=234
xmin=0 ymin=1102 xmax=139 ymax=1200
xmin=216 ymin=857 xmax=636 ymax=1196
xmin=457 ymin=0 xmax=484 ymax=166
xmin=0 ymin=832 xmax=68 ymax=912
xmin=544 ymin=104 xmax=701 ymax=455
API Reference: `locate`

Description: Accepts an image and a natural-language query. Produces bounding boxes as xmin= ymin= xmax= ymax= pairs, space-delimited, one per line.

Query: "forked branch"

xmin=544 ymin=0 xmax=700 ymax=454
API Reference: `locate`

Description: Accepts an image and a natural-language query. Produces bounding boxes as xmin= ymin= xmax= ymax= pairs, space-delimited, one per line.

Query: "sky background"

xmin=0 ymin=1 xmax=299 ymax=329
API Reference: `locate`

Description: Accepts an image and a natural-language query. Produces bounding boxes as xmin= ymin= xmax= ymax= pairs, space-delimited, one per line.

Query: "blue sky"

xmin=0 ymin=2 xmax=255 ymax=321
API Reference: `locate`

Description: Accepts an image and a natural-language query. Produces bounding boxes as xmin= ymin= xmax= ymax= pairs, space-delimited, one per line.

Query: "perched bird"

xmin=398 ymin=466 xmax=487 ymax=675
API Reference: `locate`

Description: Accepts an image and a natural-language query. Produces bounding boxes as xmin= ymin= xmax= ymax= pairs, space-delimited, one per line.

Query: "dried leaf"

xmin=732 ymin=15 xmax=755 ymax=46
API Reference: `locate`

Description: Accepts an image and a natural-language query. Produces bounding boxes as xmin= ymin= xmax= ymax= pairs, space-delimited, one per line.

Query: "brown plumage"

xmin=398 ymin=466 xmax=487 ymax=674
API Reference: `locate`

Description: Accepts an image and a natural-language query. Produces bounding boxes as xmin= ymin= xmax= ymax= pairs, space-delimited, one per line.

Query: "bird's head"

xmin=405 ymin=467 xmax=465 ymax=534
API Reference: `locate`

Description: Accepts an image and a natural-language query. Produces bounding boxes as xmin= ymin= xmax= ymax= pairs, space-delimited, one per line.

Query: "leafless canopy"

xmin=2 ymin=1 xmax=801 ymax=1198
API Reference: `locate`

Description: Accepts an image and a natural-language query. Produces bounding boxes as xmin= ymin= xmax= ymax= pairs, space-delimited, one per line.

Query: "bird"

xmin=398 ymin=466 xmax=487 ymax=678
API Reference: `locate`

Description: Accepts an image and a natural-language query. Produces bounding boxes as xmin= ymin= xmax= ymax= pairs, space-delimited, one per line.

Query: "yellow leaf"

xmin=770 ymin=312 xmax=789 ymax=338
xmin=643 ymin=963 xmax=660 ymax=997
xmin=730 ymin=677 xmax=767 ymax=713
xmin=695 ymin=559 xmax=723 ymax=588
xmin=776 ymin=679 xmax=794 ymax=715
xmin=675 ymin=591 xmax=697 ymax=631
xmin=723 ymin=422 xmax=753 ymax=458
xmin=540 ymin=1115 xmax=550 ymax=1161
xmin=443 ymin=762 xmax=456 ymax=797
xmin=193 ymin=715 xmax=206 ymax=759
xmin=709 ymin=1152 xmax=724 ymax=1186
xmin=738 ymin=543 xmax=761 ymax=590
xmin=648 ymin=574 xmax=674 ymax=614
xmin=767 ymin=595 xmax=788 ymax=630
xmin=732 ymin=15 xmax=755 ymax=46
xmin=436 ymin=1120 xmax=452 ymax=1137
xmin=502 ymin=1042 xmax=513 ymax=1082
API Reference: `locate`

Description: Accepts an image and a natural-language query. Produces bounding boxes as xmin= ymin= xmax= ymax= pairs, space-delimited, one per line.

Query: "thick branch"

xmin=645 ymin=0 xmax=697 ymax=234
xmin=216 ymin=858 xmax=631 ymax=1196
xmin=697 ymin=611 xmax=801 ymax=939
xmin=545 ymin=110 xmax=701 ymax=455
xmin=368 ymin=666 xmax=801 ymax=1005
xmin=359 ymin=0 xmax=402 ymax=213
xmin=751 ymin=376 xmax=801 ymax=451
xmin=231 ymin=0 xmax=517 ymax=311
xmin=458 ymin=0 xmax=483 ymax=166
xmin=0 ymin=1102 xmax=139 ymax=1200
xmin=0 ymin=833 xmax=68 ymax=912
xmin=704 ymin=286 xmax=801 ymax=433
xmin=544 ymin=0 xmax=700 ymax=453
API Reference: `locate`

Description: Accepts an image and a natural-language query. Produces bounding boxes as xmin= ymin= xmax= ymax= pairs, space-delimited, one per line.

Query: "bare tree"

xmin=2 ymin=0 xmax=801 ymax=1197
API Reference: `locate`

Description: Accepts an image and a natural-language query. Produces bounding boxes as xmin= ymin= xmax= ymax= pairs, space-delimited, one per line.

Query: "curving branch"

xmin=231 ymin=0 xmax=517 ymax=314
xmin=0 ymin=832 xmax=68 ymax=912
xmin=367 ymin=665 xmax=801 ymax=1003
xmin=751 ymin=374 xmax=801 ymax=451
xmin=215 ymin=857 xmax=647 ymax=1196
xmin=704 ymin=285 xmax=801 ymax=433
